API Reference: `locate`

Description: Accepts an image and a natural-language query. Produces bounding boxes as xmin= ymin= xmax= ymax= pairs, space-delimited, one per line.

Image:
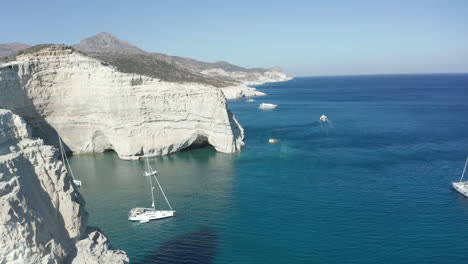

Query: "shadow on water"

xmin=135 ymin=227 xmax=217 ymax=264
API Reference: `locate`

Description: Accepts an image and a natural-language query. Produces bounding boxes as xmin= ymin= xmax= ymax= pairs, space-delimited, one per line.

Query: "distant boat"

xmin=259 ymin=103 xmax=278 ymax=109
xmin=452 ymin=157 xmax=468 ymax=198
xmin=320 ymin=114 xmax=329 ymax=122
xmin=128 ymin=158 xmax=175 ymax=223
xmin=58 ymin=136 xmax=82 ymax=187
xmin=246 ymin=98 xmax=255 ymax=102
xmin=268 ymin=138 xmax=279 ymax=144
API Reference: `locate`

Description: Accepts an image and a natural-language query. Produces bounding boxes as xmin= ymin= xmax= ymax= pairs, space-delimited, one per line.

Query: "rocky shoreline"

xmin=0 ymin=109 xmax=128 ymax=263
xmin=0 ymin=33 xmax=291 ymax=263
xmin=0 ymin=45 xmax=245 ymax=160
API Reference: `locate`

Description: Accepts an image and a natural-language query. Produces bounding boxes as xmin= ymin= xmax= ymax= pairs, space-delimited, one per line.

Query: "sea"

xmin=69 ymin=74 xmax=468 ymax=264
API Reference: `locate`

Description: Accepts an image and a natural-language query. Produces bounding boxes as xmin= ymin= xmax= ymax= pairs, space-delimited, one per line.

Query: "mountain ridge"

xmin=71 ymin=32 xmax=291 ymax=85
xmin=73 ymin=32 xmax=147 ymax=55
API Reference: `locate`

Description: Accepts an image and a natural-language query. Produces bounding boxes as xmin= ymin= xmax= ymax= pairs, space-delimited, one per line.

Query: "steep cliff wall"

xmin=0 ymin=45 xmax=244 ymax=160
xmin=0 ymin=109 xmax=128 ymax=263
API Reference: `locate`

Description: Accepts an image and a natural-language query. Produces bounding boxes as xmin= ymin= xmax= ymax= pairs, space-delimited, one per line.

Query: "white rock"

xmin=73 ymin=228 xmax=128 ymax=264
xmin=0 ymin=46 xmax=244 ymax=160
xmin=0 ymin=109 xmax=128 ymax=263
xmin=202 ymin=67 xmax=292 ymax=99
xmin=220 ymin=85 xmax=266 ymax=100
xmin=201 ymin=67 xmax=292 ymax=86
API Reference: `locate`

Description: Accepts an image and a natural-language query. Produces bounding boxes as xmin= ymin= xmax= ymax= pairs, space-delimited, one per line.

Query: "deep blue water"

xmin=70 ymin=74 xmax=468 ymax=263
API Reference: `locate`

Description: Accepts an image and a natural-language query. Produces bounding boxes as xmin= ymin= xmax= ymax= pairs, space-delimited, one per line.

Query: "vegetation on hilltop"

xmin=90 ymin=53 xmax=236 ymax=87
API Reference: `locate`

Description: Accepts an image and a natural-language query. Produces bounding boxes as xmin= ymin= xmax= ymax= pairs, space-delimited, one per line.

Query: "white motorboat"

xmin=128 ymin=158 xmax=175 ymax=223
xmin=247 ymin=98 xmax=255 ymax=102
xmin=259 ymin=103 xmax=278 ymax=109
xmin=320 ymin=114 xmax=329 ymax=122
xmin=268 ymin=138 xmax=279 ymax=144
xmin=58 ymin=136 xmax=82 ymax=188
xmin=452 ymin=157 xmax=468 ymax=198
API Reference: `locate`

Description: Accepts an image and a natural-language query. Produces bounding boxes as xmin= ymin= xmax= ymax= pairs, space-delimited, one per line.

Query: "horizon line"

xmin=292 ymin=72 xmax=468 ymax=78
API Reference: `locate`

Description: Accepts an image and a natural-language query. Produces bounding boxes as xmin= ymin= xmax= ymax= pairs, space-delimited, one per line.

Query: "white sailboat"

xmin=452 ymin=157 xmax=468 ymax=198
xmin=259 ymin=103 xmax=278 ymax=109
xmin=128 ymin=158 xmax=175 ymax=223
xmin=58 ymin=136 xmax=82 ymax=187
xmin=320 ymin=114 xmax=329 ymax=122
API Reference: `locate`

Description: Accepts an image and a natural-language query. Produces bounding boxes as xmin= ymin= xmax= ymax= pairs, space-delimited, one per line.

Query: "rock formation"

xmin=0 ymin=109 xmax=128 ymax=263
xmin=0 ymin=45 xmax=245 ymax=160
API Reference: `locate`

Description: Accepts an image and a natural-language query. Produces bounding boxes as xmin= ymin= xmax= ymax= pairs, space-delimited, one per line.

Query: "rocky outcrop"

xmin=201 ymin=66 xmax=292 ymax=86
xmin=72 ymin=228 xmax=128 ymax=264
xmin=0 ymin=109 xmax=128 ymax=263
xmin=0 ymin=45 xmax=244 ymax=160
xmin=220 ymin=85 xmax=266 ymax=100
xmin=170 ymin=56 xmax=292 ymax=86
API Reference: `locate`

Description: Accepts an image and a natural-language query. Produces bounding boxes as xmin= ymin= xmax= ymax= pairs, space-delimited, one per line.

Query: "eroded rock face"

xmin=0 ymin=109 xmax=128 ymax=263
xmin=201 ymin=67 xmax=293 ymax=86
xmin=0 ymin=45 xmax=244 ymax=160
xmin=220 ymin=85 xmax=266 ymax=100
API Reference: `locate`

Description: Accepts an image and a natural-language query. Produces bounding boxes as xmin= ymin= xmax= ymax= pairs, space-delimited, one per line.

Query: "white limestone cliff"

xmin=220 ymin=85 xmax=266 ymax=100
xmin=0 ymin=45 xmax=244 ymax=160
xmin=201 ymin=67 xmax=292 ymax=86
xmin=0 ymin=109 xmax=128 ymax=263
xmin=202 ymin=68 xmax=292 ymax=99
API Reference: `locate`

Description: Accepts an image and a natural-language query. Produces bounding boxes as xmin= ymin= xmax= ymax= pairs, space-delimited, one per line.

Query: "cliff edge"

xmin=0 ymin=109 xmax=128 ymax=263
xmin=0 ymin=45 xmax=244 ymax=160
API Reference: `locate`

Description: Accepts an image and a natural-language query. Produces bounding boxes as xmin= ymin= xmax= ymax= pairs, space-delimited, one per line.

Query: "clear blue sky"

xmin=2 ymin=0 xmax=467 ymax=76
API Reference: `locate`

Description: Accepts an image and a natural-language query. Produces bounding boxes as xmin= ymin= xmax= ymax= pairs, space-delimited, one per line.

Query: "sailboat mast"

xmin=153 ymin=174 xmax=173 ymax=210
xmin=459 ymin=156 xmax=468 ymax=182
xmin=149 ymin=173 xmax=156 ymax=211
xmin=146 ymin=158 xmax=156 ymax=211
xmin=58 ymin=136 xmax=76 ymax=181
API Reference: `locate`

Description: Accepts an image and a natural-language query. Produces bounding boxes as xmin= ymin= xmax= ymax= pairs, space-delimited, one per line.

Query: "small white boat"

xmin=452 ymin=157 xmax=468 ymax=198
xmin=268 ymin=138 xmax=279 ymax=144
xmin=73 ymin=180 xmax=82 ymax=187
xmin=246 ymin=98 xmax=255 ymax=102
xmin=320 ymin=114 xmax=329 ymax=122
xmin=128 ymin=158 xmax=175 ymax=222
xmin=259 ymin=103 xmax=278 ymax=109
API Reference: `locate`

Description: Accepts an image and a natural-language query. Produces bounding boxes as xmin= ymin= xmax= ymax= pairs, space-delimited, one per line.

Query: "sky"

xmin=2 ymin=0 xmax=467 ymax=76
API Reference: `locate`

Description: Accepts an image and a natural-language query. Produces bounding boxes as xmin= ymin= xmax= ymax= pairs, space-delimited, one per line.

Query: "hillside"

xmin=0 ymin=43 xmax=30 ymax=57
xmin=72 ymin=32 xmax=291 ymax=86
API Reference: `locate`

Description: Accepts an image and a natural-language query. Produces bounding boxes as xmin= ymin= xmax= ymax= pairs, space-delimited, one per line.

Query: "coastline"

xmin=220 ymin=77 xmax=293 ymax=100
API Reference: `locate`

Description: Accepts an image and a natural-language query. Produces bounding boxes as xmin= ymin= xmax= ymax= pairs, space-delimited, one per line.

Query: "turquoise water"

xmin=69 ymin=74 xmax=468 ymax=263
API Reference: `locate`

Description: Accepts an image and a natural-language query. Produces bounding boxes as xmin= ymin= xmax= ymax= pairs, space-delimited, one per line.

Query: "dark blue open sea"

xmin=69 ymin=74 xmax=468 ymax=263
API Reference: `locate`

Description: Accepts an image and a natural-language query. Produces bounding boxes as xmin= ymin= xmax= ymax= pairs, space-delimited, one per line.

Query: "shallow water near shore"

xmin=69 ymin=74 xmax=468 ymax=263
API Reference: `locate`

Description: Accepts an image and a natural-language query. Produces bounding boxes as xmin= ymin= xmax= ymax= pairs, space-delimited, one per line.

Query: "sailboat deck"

xmin=452 ymin=181 xmax=468 ymax=198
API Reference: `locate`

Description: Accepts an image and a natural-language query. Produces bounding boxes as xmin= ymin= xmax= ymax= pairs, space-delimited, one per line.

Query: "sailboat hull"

xmin=452 ymin=182 xmax=468 ymax=198
xmin=128 ymin=209 xmax=175 ymax=222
